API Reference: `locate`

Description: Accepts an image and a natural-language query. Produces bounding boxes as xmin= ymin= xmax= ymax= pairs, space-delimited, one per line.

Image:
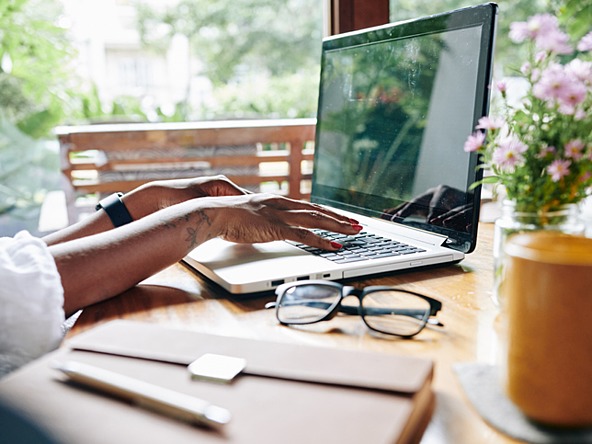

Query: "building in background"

xmin=60 ymin=0 xmax=198 ymax=120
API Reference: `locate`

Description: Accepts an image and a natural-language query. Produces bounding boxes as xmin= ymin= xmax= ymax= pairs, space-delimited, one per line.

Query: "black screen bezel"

xmin=310 ymin=3 xmax=498 ymax=254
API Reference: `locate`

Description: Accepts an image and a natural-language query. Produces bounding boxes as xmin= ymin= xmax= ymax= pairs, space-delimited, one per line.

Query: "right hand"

xmin=205 ymin=193 xmax=362 ymax=251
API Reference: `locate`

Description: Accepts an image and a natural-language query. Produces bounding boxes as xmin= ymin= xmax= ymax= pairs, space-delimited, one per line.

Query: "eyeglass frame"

xmin=269 ymin=280 xmax=444 ymax=339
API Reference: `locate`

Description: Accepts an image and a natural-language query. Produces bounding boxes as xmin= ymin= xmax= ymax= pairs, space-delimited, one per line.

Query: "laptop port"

xmin=271 ymin=279 xmax=284 ymax=287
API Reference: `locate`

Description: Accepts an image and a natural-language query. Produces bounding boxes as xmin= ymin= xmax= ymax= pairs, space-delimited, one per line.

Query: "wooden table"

xmin=69 ymin=222 xmax=513 ymax=444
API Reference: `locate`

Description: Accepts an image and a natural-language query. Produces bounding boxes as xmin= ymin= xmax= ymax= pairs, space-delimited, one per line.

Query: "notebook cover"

xmin=0 ymin=320 xmax=434 ymax=444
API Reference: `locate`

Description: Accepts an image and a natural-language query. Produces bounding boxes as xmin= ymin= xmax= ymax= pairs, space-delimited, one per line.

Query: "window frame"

xmin=328 ymin=0 xmax=390 ymax=34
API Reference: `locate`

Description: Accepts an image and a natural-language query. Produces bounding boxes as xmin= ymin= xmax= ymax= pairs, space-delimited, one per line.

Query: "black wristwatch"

xmin=95 ymin=192 xmax=133 ymax=227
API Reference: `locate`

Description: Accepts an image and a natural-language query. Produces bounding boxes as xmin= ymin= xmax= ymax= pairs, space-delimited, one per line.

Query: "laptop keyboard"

xmin=292 ymin=230 xmax=426 ymax=264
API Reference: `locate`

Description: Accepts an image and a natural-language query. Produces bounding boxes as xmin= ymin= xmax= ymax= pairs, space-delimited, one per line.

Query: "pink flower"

xmin=496 ymin=81 xmax=507 ymax=94
xmin=509 ymin=22 xmax=531 ymax=43
xmin=547 ymin=159 xmax=571 ymax=182
xmin=476 ymin=116 xmax=504 ymax=130
xmin=536 ymin=145 xmax=556 ymax=159
xmin=509 ymin=14 xmax=560 ymax=43
xmin=564 ymin=139 xmax=585 ymax=160
xmin=535 ymin=51 xmax=548 ymax=63
xmin=463 ymin=132 xmax=486 ymax=152
xmin=492 ymin=136 xmax=528 ymax=171
xmin=536 ymin=30 xmax=572 ymax=54
xmin=557 ymin=81 xmax=587 ymax=115
xmin=533 ymin=64 xmax=573 ymax=103
xmin=574 ymin=108 xmax=587 ymax=120
xmin=558 ymin=102 xmax=577 ymax=116
xmin=565 ymin=59 xmax=592 ymax=85
xmin=577 ymin=31 xmax=592 ymax=52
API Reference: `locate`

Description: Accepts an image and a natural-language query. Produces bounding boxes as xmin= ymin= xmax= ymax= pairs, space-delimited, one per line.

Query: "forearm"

xmin=43 ymin=185 xmax=161 ymax=246
xmin=50 ymin=199 xmax=213 ymax=316
xmin=49 ymin=192 xmax=360 ymax=316
xmin=43 ymin=177 xmax=249 ymax=246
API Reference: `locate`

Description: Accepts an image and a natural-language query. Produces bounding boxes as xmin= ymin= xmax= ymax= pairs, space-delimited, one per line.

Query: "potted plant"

xmin=463 ymin=13 xmax=592 ymax=303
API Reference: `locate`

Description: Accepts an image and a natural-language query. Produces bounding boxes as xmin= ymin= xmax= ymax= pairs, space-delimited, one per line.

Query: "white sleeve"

xmin=0 ymin=231 xmax=65 ymax=377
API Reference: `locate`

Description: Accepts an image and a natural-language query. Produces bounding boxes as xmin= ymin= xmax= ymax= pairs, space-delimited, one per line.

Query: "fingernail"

xmin=352 ymin=224 xmax=363 ymax=231
xmin=330 ymin=241 xmax=343 ymax=249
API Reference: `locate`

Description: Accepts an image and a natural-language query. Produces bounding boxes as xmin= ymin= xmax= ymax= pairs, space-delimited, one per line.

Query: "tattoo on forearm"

xmin=162 ymin=213 xmax=191 ymax=230
xmin=185 ymin=227 xmax=198 ymax=248
xmin=184 ymin=210 xmax=213 ymax=248
xmin=197 ymin=210 xmax=211 ymax=226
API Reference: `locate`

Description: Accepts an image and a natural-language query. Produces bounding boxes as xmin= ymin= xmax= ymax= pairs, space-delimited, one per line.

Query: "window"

xmin=62 ymin=0 xmax=328 ymax=122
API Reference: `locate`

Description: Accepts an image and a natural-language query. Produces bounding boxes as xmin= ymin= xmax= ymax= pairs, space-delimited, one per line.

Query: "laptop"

xmin=184 ymin=3 xmax=498 ymax=294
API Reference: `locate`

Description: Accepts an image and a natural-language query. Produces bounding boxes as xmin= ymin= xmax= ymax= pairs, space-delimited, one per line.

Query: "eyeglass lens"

xmin=361 ymin=290 xmax=431 ymax=336
xmin=277 ymin=284 xmax=341 ymax=324
xmin=277 ymin=284 xmax=432 ymax=336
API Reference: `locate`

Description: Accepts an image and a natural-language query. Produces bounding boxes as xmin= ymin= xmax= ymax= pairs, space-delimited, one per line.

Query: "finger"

xmin=394 ymin=202 xmax=427 ymax=220
xmin=277 ymin=209 xmax=363 ymax=235
xmin=264 ymin=196 xmax=359 ymax=224
xmin=430 ymin=206 xmax=471 ymax=228
xmin=382 ymin=202 xmax=406 ymax=215
xmin=283 ymin=227 xmax=343 ymax=251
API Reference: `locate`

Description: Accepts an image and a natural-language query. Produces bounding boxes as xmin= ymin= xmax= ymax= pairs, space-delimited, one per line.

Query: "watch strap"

xmin=95 ymin=192 xmax=133 ymax=227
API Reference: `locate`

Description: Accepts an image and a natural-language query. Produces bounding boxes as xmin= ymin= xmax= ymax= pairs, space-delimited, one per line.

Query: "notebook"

xmin=184 ymin=3 xmax=498 ymax=294
xmin=0 ymin=320 xmax=435 ymax=444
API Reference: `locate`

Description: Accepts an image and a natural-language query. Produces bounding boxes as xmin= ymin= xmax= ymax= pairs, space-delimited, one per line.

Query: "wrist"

xmin=122 ymin=183 xmax=164 ymax=220
xmin=163 ymin=199 xmax=222 ymax=249
xmin=95 ymin=193 xmax=133 ymax=227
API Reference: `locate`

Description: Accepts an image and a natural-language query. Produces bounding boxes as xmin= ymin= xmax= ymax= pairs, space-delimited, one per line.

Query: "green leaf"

xmin=469 ymin=175 xmax=500 ymax=190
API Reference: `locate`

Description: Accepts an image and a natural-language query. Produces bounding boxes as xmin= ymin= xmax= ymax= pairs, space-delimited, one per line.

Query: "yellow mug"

xmin=502 ymin=232 xmax=592 ymax=427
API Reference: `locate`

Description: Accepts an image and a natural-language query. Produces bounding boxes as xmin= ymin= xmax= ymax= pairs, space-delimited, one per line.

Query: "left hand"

xmin=125 ymin=175 xmax=249 ymax=219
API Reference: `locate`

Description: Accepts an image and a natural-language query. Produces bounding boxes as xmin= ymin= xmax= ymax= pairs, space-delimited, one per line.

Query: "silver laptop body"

xmin=184 ymin=3 xmax=497 ymax=294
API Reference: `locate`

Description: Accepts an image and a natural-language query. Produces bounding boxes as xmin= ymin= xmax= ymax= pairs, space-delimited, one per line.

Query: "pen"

xmin=54 ymin=360 xmax=231 ymax=429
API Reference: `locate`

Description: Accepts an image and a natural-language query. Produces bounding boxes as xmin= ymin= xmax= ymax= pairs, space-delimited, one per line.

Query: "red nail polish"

xmin=330 ymin=241 xmax=343 ymax=249
xmin=352 ymin=224 xmax=363 ymax=231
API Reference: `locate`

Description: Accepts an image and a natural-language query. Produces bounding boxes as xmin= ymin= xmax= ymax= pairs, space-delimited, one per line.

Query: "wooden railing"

xmin=56 ymin=118 xmax=316 ymax=224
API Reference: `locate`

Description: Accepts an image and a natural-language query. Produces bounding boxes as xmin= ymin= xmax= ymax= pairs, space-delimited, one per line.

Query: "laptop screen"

xmin=311 ymin=4 xmax=497 ymax=253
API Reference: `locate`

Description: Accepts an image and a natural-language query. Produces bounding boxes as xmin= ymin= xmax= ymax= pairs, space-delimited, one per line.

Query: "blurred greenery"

xmin=0 ymin=0 xmax=72 ymax=138
xmin=390 ymin=0 xmax=592 ymax=73
xmin=0 ymin=0 xmax=67 ymax=224
xmin=0 ymin=114 xmax=60 ymax=233
xmin=0 ymin=0 xmax=589 ymax=227
xmin=203 ymin=72 xmax=321 ymax=120
xmin=557 ymin=0 xmax=592 ymax=40
xmin=136 ymin=0 xmax=323 ymax=120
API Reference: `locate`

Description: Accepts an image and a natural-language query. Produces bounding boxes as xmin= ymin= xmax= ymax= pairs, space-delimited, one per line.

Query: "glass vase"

xmin=492 ymin=200 xmax=584 ymax=306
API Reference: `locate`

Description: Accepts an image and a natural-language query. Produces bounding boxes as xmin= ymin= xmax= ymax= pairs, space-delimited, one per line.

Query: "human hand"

xmin=126 ymin=175 xmax=249 ymax=219
xmin=427 ymin=203 xmax=473 ymax=232
xmin=53 ymin=192 xmax=361 ymax=313
xmin=382 ymin=185 xmax=472 ymax=232
xmin=203 ymin=193 xmax=362 ymax=251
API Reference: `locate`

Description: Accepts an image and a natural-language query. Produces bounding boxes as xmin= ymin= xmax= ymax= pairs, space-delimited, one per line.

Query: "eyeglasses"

xmin=267 ymin=280 xmax=443 ymax=338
